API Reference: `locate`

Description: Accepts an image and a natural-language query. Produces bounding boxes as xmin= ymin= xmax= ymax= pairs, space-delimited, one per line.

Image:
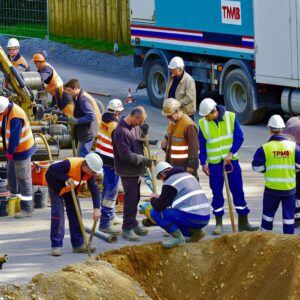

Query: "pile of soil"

xmin=1 ymin=232 xmax=300 ymax=299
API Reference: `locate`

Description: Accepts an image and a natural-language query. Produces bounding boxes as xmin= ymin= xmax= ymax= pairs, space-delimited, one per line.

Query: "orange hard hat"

xmin=32 ymin=53 xmax=45 ymax=62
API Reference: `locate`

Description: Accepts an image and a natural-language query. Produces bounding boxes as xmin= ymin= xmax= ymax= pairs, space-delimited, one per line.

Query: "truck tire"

xmin=146 ymin=59 xmax=168 ymax=108
xmin=223 ymin=68 xmax=265 ymax=125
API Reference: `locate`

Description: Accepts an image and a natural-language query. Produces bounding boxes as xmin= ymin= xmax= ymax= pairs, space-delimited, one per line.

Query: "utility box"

xmin=130 ymin=0 xmax=155 ymax=23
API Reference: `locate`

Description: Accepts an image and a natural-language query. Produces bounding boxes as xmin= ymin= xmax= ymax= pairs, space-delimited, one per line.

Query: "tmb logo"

xmin=221 ymin=0 xmax=241 ymax=25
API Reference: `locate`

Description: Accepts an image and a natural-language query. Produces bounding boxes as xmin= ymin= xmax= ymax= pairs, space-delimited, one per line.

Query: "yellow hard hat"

xmin=162 ymin=98 xmax=181 ymax=116
xmin=32 ymin=53 xmax=45 ymax=62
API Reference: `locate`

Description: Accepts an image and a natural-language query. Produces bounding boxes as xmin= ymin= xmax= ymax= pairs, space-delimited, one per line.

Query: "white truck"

xmin=130 ymin=0 xmax=300 ymax=124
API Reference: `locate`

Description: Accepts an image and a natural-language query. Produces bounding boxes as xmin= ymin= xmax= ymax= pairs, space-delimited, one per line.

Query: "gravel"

xmin=0 ymin=35 xmax=141 ymax=81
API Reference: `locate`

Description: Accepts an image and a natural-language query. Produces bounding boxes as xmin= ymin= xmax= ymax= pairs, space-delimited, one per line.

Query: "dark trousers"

xmin=120 ymin=176 xmax=141 ymax=230
xmin=49 ymin=187 xmax=83 ymax=248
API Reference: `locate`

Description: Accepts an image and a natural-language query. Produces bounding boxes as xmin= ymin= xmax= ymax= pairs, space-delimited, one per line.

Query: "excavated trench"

xmin=1 ymin=232 xmax=300 ymax=300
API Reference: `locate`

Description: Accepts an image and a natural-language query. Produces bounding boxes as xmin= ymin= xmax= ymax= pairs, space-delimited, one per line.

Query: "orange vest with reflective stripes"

xmin=95 ymin=120 xmax=117 ymax=159
xmin=58 ymin=157 xmax=92 ymax=196
xmin=45 ymin=63 xmax=63 ymax=97
xmin=167 ymin=114 xmax=196 ymax=164
xmin=0 ymin=104 xmax=34 ymax=154
xmin=82 ymin=91 xmax=102 ymax=126
xmin=11 ymin=55 xmax=29 ymax=70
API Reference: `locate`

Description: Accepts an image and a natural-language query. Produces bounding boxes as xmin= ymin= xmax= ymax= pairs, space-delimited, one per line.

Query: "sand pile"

xmin=1 ymin=232 xmax=300 ymax=300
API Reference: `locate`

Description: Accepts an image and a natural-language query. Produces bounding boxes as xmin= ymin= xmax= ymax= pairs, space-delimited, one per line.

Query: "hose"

xmin=34 ymin=132 xmax=52 ymax=161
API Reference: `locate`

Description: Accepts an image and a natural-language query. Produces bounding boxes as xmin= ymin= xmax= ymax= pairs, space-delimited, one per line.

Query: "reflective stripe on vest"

xmin=45 ymin=63 xmax=63 ymax=96
xmin=0 ymin=104 xmax=34 ymax=153
xmin=164 ymin=172 xmax=210 ymax=216
xmin=95 ymin=120 xmax=117 ymax=159
xmin=58 ymin=157 xmax=92 ymax=196
xmin=263 ymin=140 xmax=296 ymax=190
xmin=199 ymin=111 xmax=238 ymax=164
xmin=82 ymin=91 xmax=102 ymax=125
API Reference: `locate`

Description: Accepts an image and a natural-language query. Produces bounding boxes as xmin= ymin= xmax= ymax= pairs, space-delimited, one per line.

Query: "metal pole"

xmin=46 ymin=0 xmax=50 ymax=39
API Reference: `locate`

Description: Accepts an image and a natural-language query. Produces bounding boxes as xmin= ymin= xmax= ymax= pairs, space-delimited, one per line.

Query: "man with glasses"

xmin=7 ymin=38 xmax=29 ymax=72
xmin=198 ymin=98 xmax=258 ymax=235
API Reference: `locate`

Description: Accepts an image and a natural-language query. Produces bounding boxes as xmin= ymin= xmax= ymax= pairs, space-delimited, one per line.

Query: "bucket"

xmin=117 ymin=192 xmax=124 ymax=204
xmin=34 ymin=186 xmax=48 ymax=209
xmin=32 ymin=161 xmax=50 ymax=186
xmin=0 ymin=197 xmax=8 ymax=217
xmin=7 ymin=197 xmax=17 ymax=216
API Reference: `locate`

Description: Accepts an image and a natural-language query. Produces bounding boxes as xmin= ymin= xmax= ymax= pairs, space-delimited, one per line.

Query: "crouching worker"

xmin=46 ymin=153 xmax=103 ymax=256
xmin=149 ymin=162 xmax=210 ymax=248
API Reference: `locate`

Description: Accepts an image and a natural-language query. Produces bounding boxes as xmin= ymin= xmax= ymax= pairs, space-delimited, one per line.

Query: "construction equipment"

xmin=224 ymin=163 xmax=236 ymax=233
xmin=85 ymin=226 xmax=118 ymax=243
xmin=0 ymin=254 xmax=8 ymax=270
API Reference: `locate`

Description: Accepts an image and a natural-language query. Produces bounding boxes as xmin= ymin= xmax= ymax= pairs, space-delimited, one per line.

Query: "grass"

xmin=0 ymin=24 xmax=47 ymax=39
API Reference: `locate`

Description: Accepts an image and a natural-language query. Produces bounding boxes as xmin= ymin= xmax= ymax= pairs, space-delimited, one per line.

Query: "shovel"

xmin=223 ymin=163 xmax=236 ymax=233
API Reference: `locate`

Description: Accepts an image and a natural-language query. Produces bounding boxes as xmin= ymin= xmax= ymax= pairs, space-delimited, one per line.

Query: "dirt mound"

xmin=1 ymin=232 xmax=300 ymax=300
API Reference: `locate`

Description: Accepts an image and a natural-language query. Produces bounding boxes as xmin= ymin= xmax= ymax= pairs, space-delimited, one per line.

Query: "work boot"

xmin=133 ymin=224 xmax=148 ymax=236
xmin=213 ymin=216 xmax=223 ymax=235
xmin=110 ymin=215 xmax=123 ymax=225
xmin=122 ymin=229 xmax=140 ymax=241
xmin=98 ymin=225 xmax=121 ymax=235
xmin=51 ymin=247 xmax=62 ymax=257
xmin=238 ymin=215 xmax=259 ymax=232
xmin=72 ymin=244 xmax=96 ymax=253
xmin=188 ymin=228 xmax=206 ymax=242
xmin=162 ymin=230 xmax=186 ymax=248
xmin=14 ymin=210 xmax=32 ymax=219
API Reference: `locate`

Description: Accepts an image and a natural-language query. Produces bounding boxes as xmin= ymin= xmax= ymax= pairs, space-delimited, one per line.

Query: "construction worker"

xmin=64 ymin=79 xmax=102 ymax=157
xmin=283 ymin=116 xmax=300 ymax=227
xmin=252 ymin=115 xmax=300 ymax=234
xmin=32 ymin=53 xmax=73 ymax=117
xmin=144 ymin=161 xmax=209 ymax=248
xmin=7 ymin=38 xmax=29 ymax=72
xmin=164 ymin=56 xmax=196 ymax=119
xmin=45 ymin=153 xmax=103 ymax=256
xmin=161 ymin=98 xmax=199 ymax=179
xmin=198 ymin=98 xmax=258 ymax=234
xmin=112 ymin=106 xmax=153 ymax=241
xmin=95 ymin=99 xmax=124 ymax=234
xmin=0 ymin=96 xmax=36 ymax=218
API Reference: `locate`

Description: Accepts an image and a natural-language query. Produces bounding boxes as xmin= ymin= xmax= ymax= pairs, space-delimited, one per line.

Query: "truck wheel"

xmin=146 ymin=59 xmax=168 ymax=108
xmin=223 ymin=69 xmax=265 ymax=125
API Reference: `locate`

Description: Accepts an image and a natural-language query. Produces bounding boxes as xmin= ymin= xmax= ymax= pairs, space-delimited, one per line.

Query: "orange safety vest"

xmin=11 ymin=55 xmax=29 ymax=70
xmin=167 ymin=114 xmax=196 ymax=164
xmin=95 ymin=120 xmax=117 ymax=158
xmin=0 ymin=104 xmax=34 ymax=154
xmin=44 ymin=63 xmax=63 ymax=97
xmin=82 ymin=91 xmax=102 ymax=125
xmin=59 ymin=157 xmax=92 ymax=196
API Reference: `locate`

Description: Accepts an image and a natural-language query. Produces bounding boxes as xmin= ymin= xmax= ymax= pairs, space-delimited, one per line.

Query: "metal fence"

xmin=0 ymin=0 xmax=48 ymax=38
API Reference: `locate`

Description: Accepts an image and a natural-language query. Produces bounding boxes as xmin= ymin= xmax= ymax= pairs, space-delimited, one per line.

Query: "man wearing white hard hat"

xmin=140 ymin=161 xmax=210 ymax=248
xmin=7 ymin=38 xmax=29 ymax=72
xmin=95 ymin=99 xmax=124 ymax=234
xmin=252 ymin=115 xmax=300 ymax=234
xmin=0 ymin=96 xmax=36 ymax=218
xmin=198 ymin=98 xmax=258 ymax=234
xmin=164 ymin=56 xmax=196 ymax=119
xmin=46 ymin=153 xmax=103 ymax=256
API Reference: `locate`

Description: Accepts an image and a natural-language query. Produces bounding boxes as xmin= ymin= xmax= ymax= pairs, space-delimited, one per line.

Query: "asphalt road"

xmin=0 ymin=60 xmax=291 ymax=285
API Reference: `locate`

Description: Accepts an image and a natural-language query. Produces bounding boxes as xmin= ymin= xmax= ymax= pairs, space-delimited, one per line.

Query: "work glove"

xmin=65 ymin=178 xmax=74 ymax=187
xmin=5 ymin=152 xmax=13 ymax=160
xmin=142 ymin=158 xmax=153 ymax=168
xmin=149 ymin=139 xmax=158 ymax=146
xmin=139 ymin=202 xmax=152 ymax=214
xmin=68 ymin=117 xmax=78 ymax=125
xmin=140 ymin=123 xmax=149 ymax=136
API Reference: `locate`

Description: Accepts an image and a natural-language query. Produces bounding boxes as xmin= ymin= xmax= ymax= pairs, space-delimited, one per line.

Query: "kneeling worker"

xmin=46 ymin=153 xmax=103 ymax=256
xmin=148 ymin=162 xmax=210 ymax=248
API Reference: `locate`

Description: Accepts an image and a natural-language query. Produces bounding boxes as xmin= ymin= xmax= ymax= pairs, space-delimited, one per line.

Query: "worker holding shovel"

xmin=45 ymin=153 xmax=103 ymax=256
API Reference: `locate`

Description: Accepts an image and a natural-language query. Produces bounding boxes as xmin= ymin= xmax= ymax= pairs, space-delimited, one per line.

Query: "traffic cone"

xmin=124 ymin=88 xmax=134 ymax=104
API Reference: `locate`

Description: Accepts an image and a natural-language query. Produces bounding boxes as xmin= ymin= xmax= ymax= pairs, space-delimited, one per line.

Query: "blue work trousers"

xmin=261 ymin=191 xmax=295 ymax=234
xmin=100 ymin=166 xmax=120 ymax=228
xmin=76 ymin=140 xmax=94 ymax=157
xmin=49 ymin=187 xmax=83 ymax=248
xmin=150 ymin=208 xmax=210 ymax=236
xmin=208 ymin=160 xmax=250 ymax=216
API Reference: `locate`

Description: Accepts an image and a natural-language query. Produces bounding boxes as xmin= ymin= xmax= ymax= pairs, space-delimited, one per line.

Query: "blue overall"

xmin=100 ymin=166 xmax=120 ymax=228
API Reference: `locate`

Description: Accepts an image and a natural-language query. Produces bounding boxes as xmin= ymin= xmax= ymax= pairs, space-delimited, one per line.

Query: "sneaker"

xmin=122 ymin=229 xmax=140 ymax=241
xmin=72 ymin=244 xmax=96 ymax=253
xmin=14 ymin=210 xmax=32 ymax=219
xmin=98 ymin=225 xmax=121 ymax=235
xmin=51 ymin=247 xmax=62 ymax=256
xmin=133 ymin=225 xmax=148 ymax=236
xmin=110 ymin=215 xmax=123 ymax=225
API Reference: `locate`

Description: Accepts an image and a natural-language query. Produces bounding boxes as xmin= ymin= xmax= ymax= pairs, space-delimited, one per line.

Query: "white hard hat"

xmin=199 ymin=98 xmax=217 ymax=116
xmin=155 ymin=161 xmax=173 ymax=179
xmin=7 ymin=38 xmax=20 ymax=48
xmin=162 ymin=98 xmax=181 ymax=116
xmin=0 ymin=96 xmax=9 ymax=113
xmin=267 ymin=114 xmax=285 ymax=129
xmin=107 ymin=98 xmax=124 ymax=112
xmin=85 ymin=153 xmax=103 ymax=175
xmin=168 ymin=57 xmax=184 ymax=69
